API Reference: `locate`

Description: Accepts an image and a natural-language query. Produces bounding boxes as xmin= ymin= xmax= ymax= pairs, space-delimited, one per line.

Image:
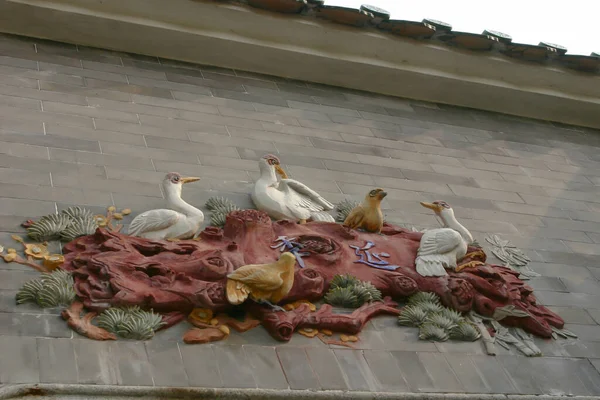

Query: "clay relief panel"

xmin=2 ymin=155 xmax=575 ymax=355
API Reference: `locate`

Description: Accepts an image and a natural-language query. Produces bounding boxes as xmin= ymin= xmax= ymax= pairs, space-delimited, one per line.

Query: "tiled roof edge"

xmin=225 ymin=0 xmax=599 ymax=74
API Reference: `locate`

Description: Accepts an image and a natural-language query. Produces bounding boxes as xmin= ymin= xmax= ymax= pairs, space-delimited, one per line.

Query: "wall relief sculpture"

xmin=1 ymin=168 xmax=574 ymax=355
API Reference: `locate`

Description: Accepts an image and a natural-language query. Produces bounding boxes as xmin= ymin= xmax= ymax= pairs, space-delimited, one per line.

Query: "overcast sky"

xmin=326 ymin=0 xmax=597 ymax=55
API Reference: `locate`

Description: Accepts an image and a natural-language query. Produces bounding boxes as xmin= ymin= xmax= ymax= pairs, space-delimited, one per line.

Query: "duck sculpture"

xmin=128 ymin=172 xmax=204 ymax=240
xmin=252 ymin=154 xmax=335 ymax=223
xmin=415 ymin=201 xmax=476 ymax=277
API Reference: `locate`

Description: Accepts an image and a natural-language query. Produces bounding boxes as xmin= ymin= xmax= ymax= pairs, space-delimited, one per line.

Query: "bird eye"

xmin=173 ymin=176 xmax=179 ymax=182
xmin=369 ymin=190 xmax=376 ymax=196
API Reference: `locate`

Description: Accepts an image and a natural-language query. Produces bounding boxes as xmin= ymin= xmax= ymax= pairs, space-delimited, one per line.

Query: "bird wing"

xmin=343 ymin=206 xmax=364 ymax=229
xmin=279 ymin=179 xmax=334 ymax=212
xmin=128 ymin=209 xmax=181 ymax=236
xmin=418 ymin=228 xmax=463 ymax=256
xmin=228 ymin=265 xmax=284 ymax=292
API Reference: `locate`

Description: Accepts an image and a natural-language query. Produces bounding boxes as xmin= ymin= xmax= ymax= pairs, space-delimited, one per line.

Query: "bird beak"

xmin=274 ymin=165 xmax=288 ymax=179
xmin=420 ymin=202 xmax=442 ymax=212
xmin=180 ymin=177 xmax=200 ymax=184
xmin=378 ymin=191 xmax=388 ymax=199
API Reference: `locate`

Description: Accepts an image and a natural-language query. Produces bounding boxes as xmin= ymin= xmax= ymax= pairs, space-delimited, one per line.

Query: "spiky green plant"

xmin=210 ymin=212 xmax=228 ymax=228
xmin=426 ymin=313 xmax=458 ymax=331
xmin=62 ymin=206 xmax=94 ymax=220
xmin=60 ymin=217 xmax=97 ymax=242
xmin=419 ymin=301 xmax=444 ymax=316
xmin=205 ymin=197 xmax=238 ymax=212
xmin=335 ymin=199 xmax=360 ymax=223
xmin=97 ymin=306 xmax=164 ymax=340
xmin=398 ymin=305 xmax=428 ymax=327
xmin=438 ymin=308 xmax=464 ymax=325
xmin=27 ymin=213 xmax=71 ymax=241
xmin=419 ymin=323 xmax=449 ymax=342
xmin=16 ymin=279 xmax=44 ymax=304
xmin=330 ymin=274 xmax=360 ymax=289
xmin=326 ymin=275 xmax=383 ymax=308
xmin=205 ymin=197 xmax=240 ymax=228
xmin=351 ymin=285 xmax=372 ymax=305
xmin=407 ymin=291 xmax=441 ymax=306
xmin=16 ymin=270 xmax=75 ymax=308
xmin=356 ymin=281 xmax=383 ymax=302
xmin=450 ymin=322 xmax=481 ymax=342
xmin=324 ymin=286 xmax=360 ymax=308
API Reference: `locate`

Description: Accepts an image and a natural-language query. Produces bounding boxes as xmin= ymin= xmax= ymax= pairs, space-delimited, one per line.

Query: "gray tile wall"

xmin=1 ymin=33 xmax=600 ymax=395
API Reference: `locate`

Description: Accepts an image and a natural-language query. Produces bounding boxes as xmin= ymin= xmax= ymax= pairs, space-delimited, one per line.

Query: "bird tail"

xmin=309 ymin=211 xmax=335 ymax=223
xmin=415 ymin=257 xmax=448 ymax=277
xmin=226 ymin=279 xmax=250 ymax=305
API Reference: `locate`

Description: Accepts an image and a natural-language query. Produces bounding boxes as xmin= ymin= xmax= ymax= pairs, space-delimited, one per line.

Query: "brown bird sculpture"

xmin=226 ymin=252 xmax=296 ymax=312
xmin=343 ymin=188 xmax=387 ymax=233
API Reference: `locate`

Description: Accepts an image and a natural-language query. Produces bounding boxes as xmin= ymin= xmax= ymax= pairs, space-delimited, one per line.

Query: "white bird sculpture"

xmin=128 ymin=172 xmax=204 ymax=240
xmin=252 ymin=154 xmax=335 ymax=223
xmin=415 ymin=201 xmax=474 ymax=277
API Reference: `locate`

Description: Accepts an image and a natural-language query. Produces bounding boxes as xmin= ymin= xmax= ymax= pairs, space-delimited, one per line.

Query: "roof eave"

xmin=2 ymin=0 xmax=599 ymax=129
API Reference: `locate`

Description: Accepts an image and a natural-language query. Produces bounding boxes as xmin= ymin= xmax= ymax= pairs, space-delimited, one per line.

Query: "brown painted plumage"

xmin=343 ymin=188 xmax=387 ymax=233
xmin=226 ymin=252 xmax=296 ymax=305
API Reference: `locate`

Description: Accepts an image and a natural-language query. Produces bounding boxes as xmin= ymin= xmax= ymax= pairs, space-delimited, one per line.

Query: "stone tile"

xmin=0 ymin=336 xmax=39 ymax=383
xmin=538 ymin=250 xmax=600 ymax=267
xmin=228 ymin=126 xmax=312 ymax=146
xmin=0 ymin=140 xmax=48 ymax=159
xmin=113 ymin=341 xmax=154 ymax=386
xmin=260 ymin=123 xmax=344 ymax=141
xmin=49 ymin=148 xmax=153 ymax=171
xmin=362 ymin=350 xmax=409 ymax=392
xmin=333 ymin=349 xmax=378 ymax=391
xmin=132 ymin=94 xmax=220 ymax=114
xmin=528 ymin=357 xmax=595 ymax=396
xmin=172 ymin=90 xmax=256 ymax=111
xmin=287 ymin=165 xmax=374 ymax=186
xmin=101 ymin=141 xmax=199 ymax=165
xmin=181 ymin=344 xmax=223 ymax=388
xmin=0 ymin=182 xmax=112 ymax=207
xmin=276 ymin=143 xmax=360 ymax=163
xmin=277 ymin=347 xmax=319 ymax=390
xmin=39 ymin=62 xmax=127 ymax=83
xmin=444 ymin=353 xmax=490 ymax=393
xmin=0 ymin=116 xmax=44 ymax=134
xmin=305 ymin=347 xmax=348 ymax=390
xmin=0 ymin=131 xmax=100 ymax=152
xmin=210 ymin=88 xmax=288 ymax=107
xmin=244 ymin=345 xmax=288 ymax=390
xmin=496 ymin=356 xmax=541 ymax=394
xmin=145 ymin=341 xmax=189 ymax=387
xmin=0 ymin=197 xmax=56 ymax=218
xmin=469 ymin=355 xmax=518 ymax=394
xmin=37 ymin=338 xmax=78 ymax=383
xmin=213 ymin=345 xmax=256 ymax=388
xmin=40 ymin=81 xmax=132 ymax=102
xmin=0 ymin=93 xmax=42 ymax=110
xmin=82 ymin=60 xmax=166 ymax=80
xmin=86 ymin=77 xmax=174 ymax=99
xmin=536 ymin=291 xmax=600 ymax=308
xmin=253 ymin=103 xmax=332 ymax=122
xmin=0 ymin=167 xmax=51 ymax=186
xmin=43 ymin=100 xmax=139 ymax=123
xmin=325 ymin=159 xmax=404 ymax=179
xmin=527 ymin=276 xmax=567 ymax=291
xmin=357 ymin=154 xmax=433 ymax=172
xmin=72 ymin=339 xmax=118 ymax=384
xmin=288 ymin=100 xmax=360 ymax=117
xmin=391 ymin=351 xmax=437 ymax=392
xmin=297 ymin=118 xmax=374 ymax=136
xmin=549 ymin=307 xmax=596 ymax=325
xmin=0 ymin=269 xmax=42 ymax=290
xmin=564 ymin=324 xmax=600 ymax=342
xmin=0 ymin=312 xmax=71 ymax=337
xmin=338 ymin=182 xmax=422 ymax=201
